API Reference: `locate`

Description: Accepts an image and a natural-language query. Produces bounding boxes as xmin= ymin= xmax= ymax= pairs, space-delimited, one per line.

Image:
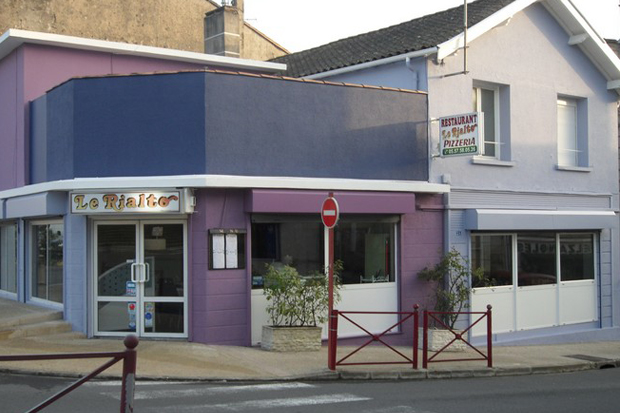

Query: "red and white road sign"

xmin=321 ymin=196 xmax=340 ymax=228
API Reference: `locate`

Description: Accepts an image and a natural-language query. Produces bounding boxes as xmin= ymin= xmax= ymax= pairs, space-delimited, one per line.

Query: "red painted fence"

xmin=329 ymin=305 xmax=493 ymax=370
xmin=0 ymin=334 xmax=138 ymax=413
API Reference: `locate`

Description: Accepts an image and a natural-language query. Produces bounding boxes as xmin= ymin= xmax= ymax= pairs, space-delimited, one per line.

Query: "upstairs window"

xmin=557 ymin=97 xmax=588 ymax=169
xmin=473 ymin=86 xmax=500 ymax=158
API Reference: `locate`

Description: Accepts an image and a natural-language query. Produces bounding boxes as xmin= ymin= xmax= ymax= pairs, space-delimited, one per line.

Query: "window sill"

xmin=471 ymin=156 xmax=516 ymax=167
xmin=555 ymin=165 xmax=592 ymax=172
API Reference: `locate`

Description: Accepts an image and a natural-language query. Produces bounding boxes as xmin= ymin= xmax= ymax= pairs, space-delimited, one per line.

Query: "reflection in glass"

xmin=32 ymin=223 xmax=63 ymax=303
xmin=471 ymin=235 xmax=513 ymax=287
xmin=144 ymin=224 xmax=184 ymax=297
xmin=97 ymin=225 xmax=136 ymax=297
xmin=143 ymin=302 xmax=183 ymax=333
xmin=517 ymin=233 xmax=557 ymax=286
xmin=98 ymin=301 xmax=137 ymax=332
xmin=560 ymin=234 xmax=594 ymax=281
xmin=0 ymin=224 xmax=17 ymax=293
xmin=335 ymin=221 xmax=395 ymax=285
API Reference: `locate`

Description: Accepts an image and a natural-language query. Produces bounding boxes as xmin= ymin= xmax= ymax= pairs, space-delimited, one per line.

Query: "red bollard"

xmin=413 ymin=304 xmax=419 ymax=369
xmin=120 ymin=334 xmax=139 ymax=413
xmin=486 ymin=305 xmax=493 ymax=368
xmin=328 ymin=309 xmax=339 ymax=370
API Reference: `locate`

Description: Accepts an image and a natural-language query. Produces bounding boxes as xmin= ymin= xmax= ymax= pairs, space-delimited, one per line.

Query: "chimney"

xmin=204 ymin=0 xmax=244 ymax=57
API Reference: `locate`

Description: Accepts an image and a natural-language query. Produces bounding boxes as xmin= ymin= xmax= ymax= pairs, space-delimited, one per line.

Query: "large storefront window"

xmin=31 ymin=222 xmax=64 ymax=303
xmin=0 ymin=223 xmax=18 ymax=294
xmin=251 ymin=215 xmax=397 ymax=288
xmin=472 ymin=232 xmax=595 ymax=286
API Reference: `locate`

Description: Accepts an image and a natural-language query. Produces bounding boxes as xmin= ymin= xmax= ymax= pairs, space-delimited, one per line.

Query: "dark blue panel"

xmin=204 ymin=73 xmax=428 ymax=181
xmin=71 ymin=72 xmax=205 ymax=178
xmin=35 ymin=83 xmax=75 ymax=183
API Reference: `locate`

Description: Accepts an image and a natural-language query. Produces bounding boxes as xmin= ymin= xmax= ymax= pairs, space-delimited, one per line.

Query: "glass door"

xmin=94 ymin=221 xmax=187 ymax=338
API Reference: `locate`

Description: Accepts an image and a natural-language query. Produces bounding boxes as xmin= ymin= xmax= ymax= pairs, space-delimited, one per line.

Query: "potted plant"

xmin=261 ymin=262 xmax=342 ymax=352
xmin=417 ymin=248 xmax=487 ymax=351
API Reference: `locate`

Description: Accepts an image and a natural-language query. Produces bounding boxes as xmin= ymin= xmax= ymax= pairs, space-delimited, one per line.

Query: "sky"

xmin=221 ymin=0 xmax=620 ymax=53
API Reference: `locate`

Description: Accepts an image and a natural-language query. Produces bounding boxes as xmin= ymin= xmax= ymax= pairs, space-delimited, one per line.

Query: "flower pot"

xmin=260 ymin=325 xmax=322 ymax=352
xmin=419 ymin=328 xmax=467 ymax=352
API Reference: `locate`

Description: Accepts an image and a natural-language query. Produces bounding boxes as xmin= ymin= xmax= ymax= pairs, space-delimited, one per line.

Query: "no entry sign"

xmin=321 ymin=196 xmax=340 ymax=228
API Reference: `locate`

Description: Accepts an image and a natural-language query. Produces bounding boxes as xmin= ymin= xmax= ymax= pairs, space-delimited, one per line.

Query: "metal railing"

xmin=0 ymin=334 xmax=139 ymax=413
xmin=422 ymin=305 xmax=492 ymax=368
xmin=329 ymin=305 xmax=493 ymax=370
xmin=328 ymin=306 xmax=420 ymax=370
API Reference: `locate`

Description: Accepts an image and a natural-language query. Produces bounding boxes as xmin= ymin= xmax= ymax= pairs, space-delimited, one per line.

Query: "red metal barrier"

xmin=0 ymin=334 xmax=138 ymax=413
xmin=329 ymin=306 xmax=419 ymax=370
xmin=422 ymin=305 xmax=492 ymax=369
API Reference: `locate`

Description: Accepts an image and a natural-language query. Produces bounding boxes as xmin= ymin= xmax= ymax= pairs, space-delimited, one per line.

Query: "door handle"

xmin=130 ymin=263 xmax=139 ymax=283
xmin=143 ymin=262 xmax=150 ymax=283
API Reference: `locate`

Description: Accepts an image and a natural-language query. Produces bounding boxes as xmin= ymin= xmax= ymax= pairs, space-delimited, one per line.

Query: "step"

xmin=0 ymin=320 xmax=73 ymax=340
xmin=0 ymin=307 xmax=62 ymax=331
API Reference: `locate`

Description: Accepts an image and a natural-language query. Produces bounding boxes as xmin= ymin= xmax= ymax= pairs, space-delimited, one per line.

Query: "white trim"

xmin=568 ymin=33 xmax=588 ymax=45
xmin=437 ymin=0 xmax=538 ymax=61
xmin=0 ymin=175 xmax=450 ymax=200
xmin=304 ymin=47 xmax=438 ymax=80
xmin=471 ymin=157 xmax=516 ymax=167
xmin=0 ymin=29 xmax=285 ymax=73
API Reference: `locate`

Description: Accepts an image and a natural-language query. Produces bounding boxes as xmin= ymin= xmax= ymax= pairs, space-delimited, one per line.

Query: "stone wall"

xmin=0 ymin=0 xmax=287 ymax=60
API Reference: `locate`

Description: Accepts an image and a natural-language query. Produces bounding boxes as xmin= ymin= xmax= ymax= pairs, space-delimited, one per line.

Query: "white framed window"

xmin=0 ymin=223 xmax=18 ymax=295
xmin=30 ymin=220 xmax=64 ymax=304
xmin=473 ymin=86 xmax=500 ymax=158
xmin=557 ymin=97 xmax=588 ymax=168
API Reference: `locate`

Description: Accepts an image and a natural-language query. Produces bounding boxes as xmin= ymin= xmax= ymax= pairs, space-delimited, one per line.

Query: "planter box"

xmin=419 ymin=328 xmax=467 ymax=352
xmin=261 ymin=325 xmax=322 ymax=352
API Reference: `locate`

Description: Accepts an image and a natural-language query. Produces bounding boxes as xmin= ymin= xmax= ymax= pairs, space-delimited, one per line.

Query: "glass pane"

xmin=335 ymin=221 xmax=395 ymax=285
xmin=517 ymin=233 xmax=557 ymax=286
xmin=0 ymin=225 xmax=18 ymax=293
xmin=32 ymin=223 xmax=64 ymax=303
xmin=98 ymin=225 xmax=136 ymax=297
xmin=143 ymin=302 xmax=183 ymax=333
xmin=560 ymin=234 xmax=594 ymax=281
xmin=98 ymin=301 xmax=137 ymax=333
xmin=481 ymin=88 xmax=496 ymax=157
xmin=558 ymin=101 xmax=577 ymax=166
xmin=471 ymin=235 xmax=513 ymax=287
xmin=143 ymin=224 xmax=184 ymax=297
xmin=48 ymin=224 xmax=64 ymax=303
xmin=251 ymin=221 xmax=323 ymax=288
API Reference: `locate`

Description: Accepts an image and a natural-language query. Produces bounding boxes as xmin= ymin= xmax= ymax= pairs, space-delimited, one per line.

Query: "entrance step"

xmin=0 ymin=298 xmax=73 ymax=340
xmin=0 ymin=320 xmax=73 ymax=340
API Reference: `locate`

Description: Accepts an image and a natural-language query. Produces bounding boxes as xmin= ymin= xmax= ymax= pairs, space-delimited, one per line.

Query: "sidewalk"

xmin=0 ymin=300 xmax=619 ymax=381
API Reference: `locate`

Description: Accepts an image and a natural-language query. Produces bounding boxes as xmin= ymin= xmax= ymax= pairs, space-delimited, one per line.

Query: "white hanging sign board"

xmin=439 ymin=112 xmax=482 ymax=157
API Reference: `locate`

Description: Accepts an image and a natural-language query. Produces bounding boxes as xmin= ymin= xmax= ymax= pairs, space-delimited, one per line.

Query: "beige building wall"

xmin=0 ymin=0 xmax=287 ymax=60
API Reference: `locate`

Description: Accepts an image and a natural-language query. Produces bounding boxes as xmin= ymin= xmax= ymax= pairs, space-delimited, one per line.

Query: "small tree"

xmin=263 ymin=262 xmax=342 ymax=327
xmin=417 ymin=248 xmax=486 ymax=330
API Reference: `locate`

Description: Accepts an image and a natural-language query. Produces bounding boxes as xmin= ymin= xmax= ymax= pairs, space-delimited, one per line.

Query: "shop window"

xmin=471 ymin=234 xmax=513 ymax=287
xmin=517 ymin=233 xmax=557 ymax=286
xmin=557 ymin=97 xmax=588 ymax=168
xmin=471 ymin=232 xmax=596 ymax=287
xmin=334 ymin=220 xmax=396 ymax=285
xmin=0 ymin=223 xmax=18 ymax=294
xmin=31 ymin=221 xmax=64 ymax=303
xmin=250 ymin=215 xmax=397 ymax=288
xmin=209 ymin=229 xmax=246 ymax=270
xmin=559 ymin=233 xmax=594 ymax=281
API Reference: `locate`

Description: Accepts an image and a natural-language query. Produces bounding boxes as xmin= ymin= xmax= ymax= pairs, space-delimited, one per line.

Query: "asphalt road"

xmin=2 ymin=367 xmax=620 ymax=412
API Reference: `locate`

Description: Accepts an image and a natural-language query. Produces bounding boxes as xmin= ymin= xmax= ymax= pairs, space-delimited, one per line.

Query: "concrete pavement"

xmin=0 ymin=298 xmax=619 ymax=381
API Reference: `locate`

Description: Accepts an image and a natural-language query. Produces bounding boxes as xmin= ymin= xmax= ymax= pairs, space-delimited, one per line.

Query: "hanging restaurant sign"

xmin=439 ymin=112 xmax=481 ymax=157
xmin=71 ymin=191 xmax=181 ymax=214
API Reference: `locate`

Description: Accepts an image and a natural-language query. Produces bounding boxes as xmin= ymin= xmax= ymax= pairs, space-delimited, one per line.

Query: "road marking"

xmin=111 ymin=382 xmax=316 ymax=400
xmin=158 ymin=393 xmax=372 ymax=411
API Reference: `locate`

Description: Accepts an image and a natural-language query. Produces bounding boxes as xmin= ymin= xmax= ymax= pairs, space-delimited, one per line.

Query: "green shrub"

xmin=263 ymin=262 xmax=342 ymax=327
